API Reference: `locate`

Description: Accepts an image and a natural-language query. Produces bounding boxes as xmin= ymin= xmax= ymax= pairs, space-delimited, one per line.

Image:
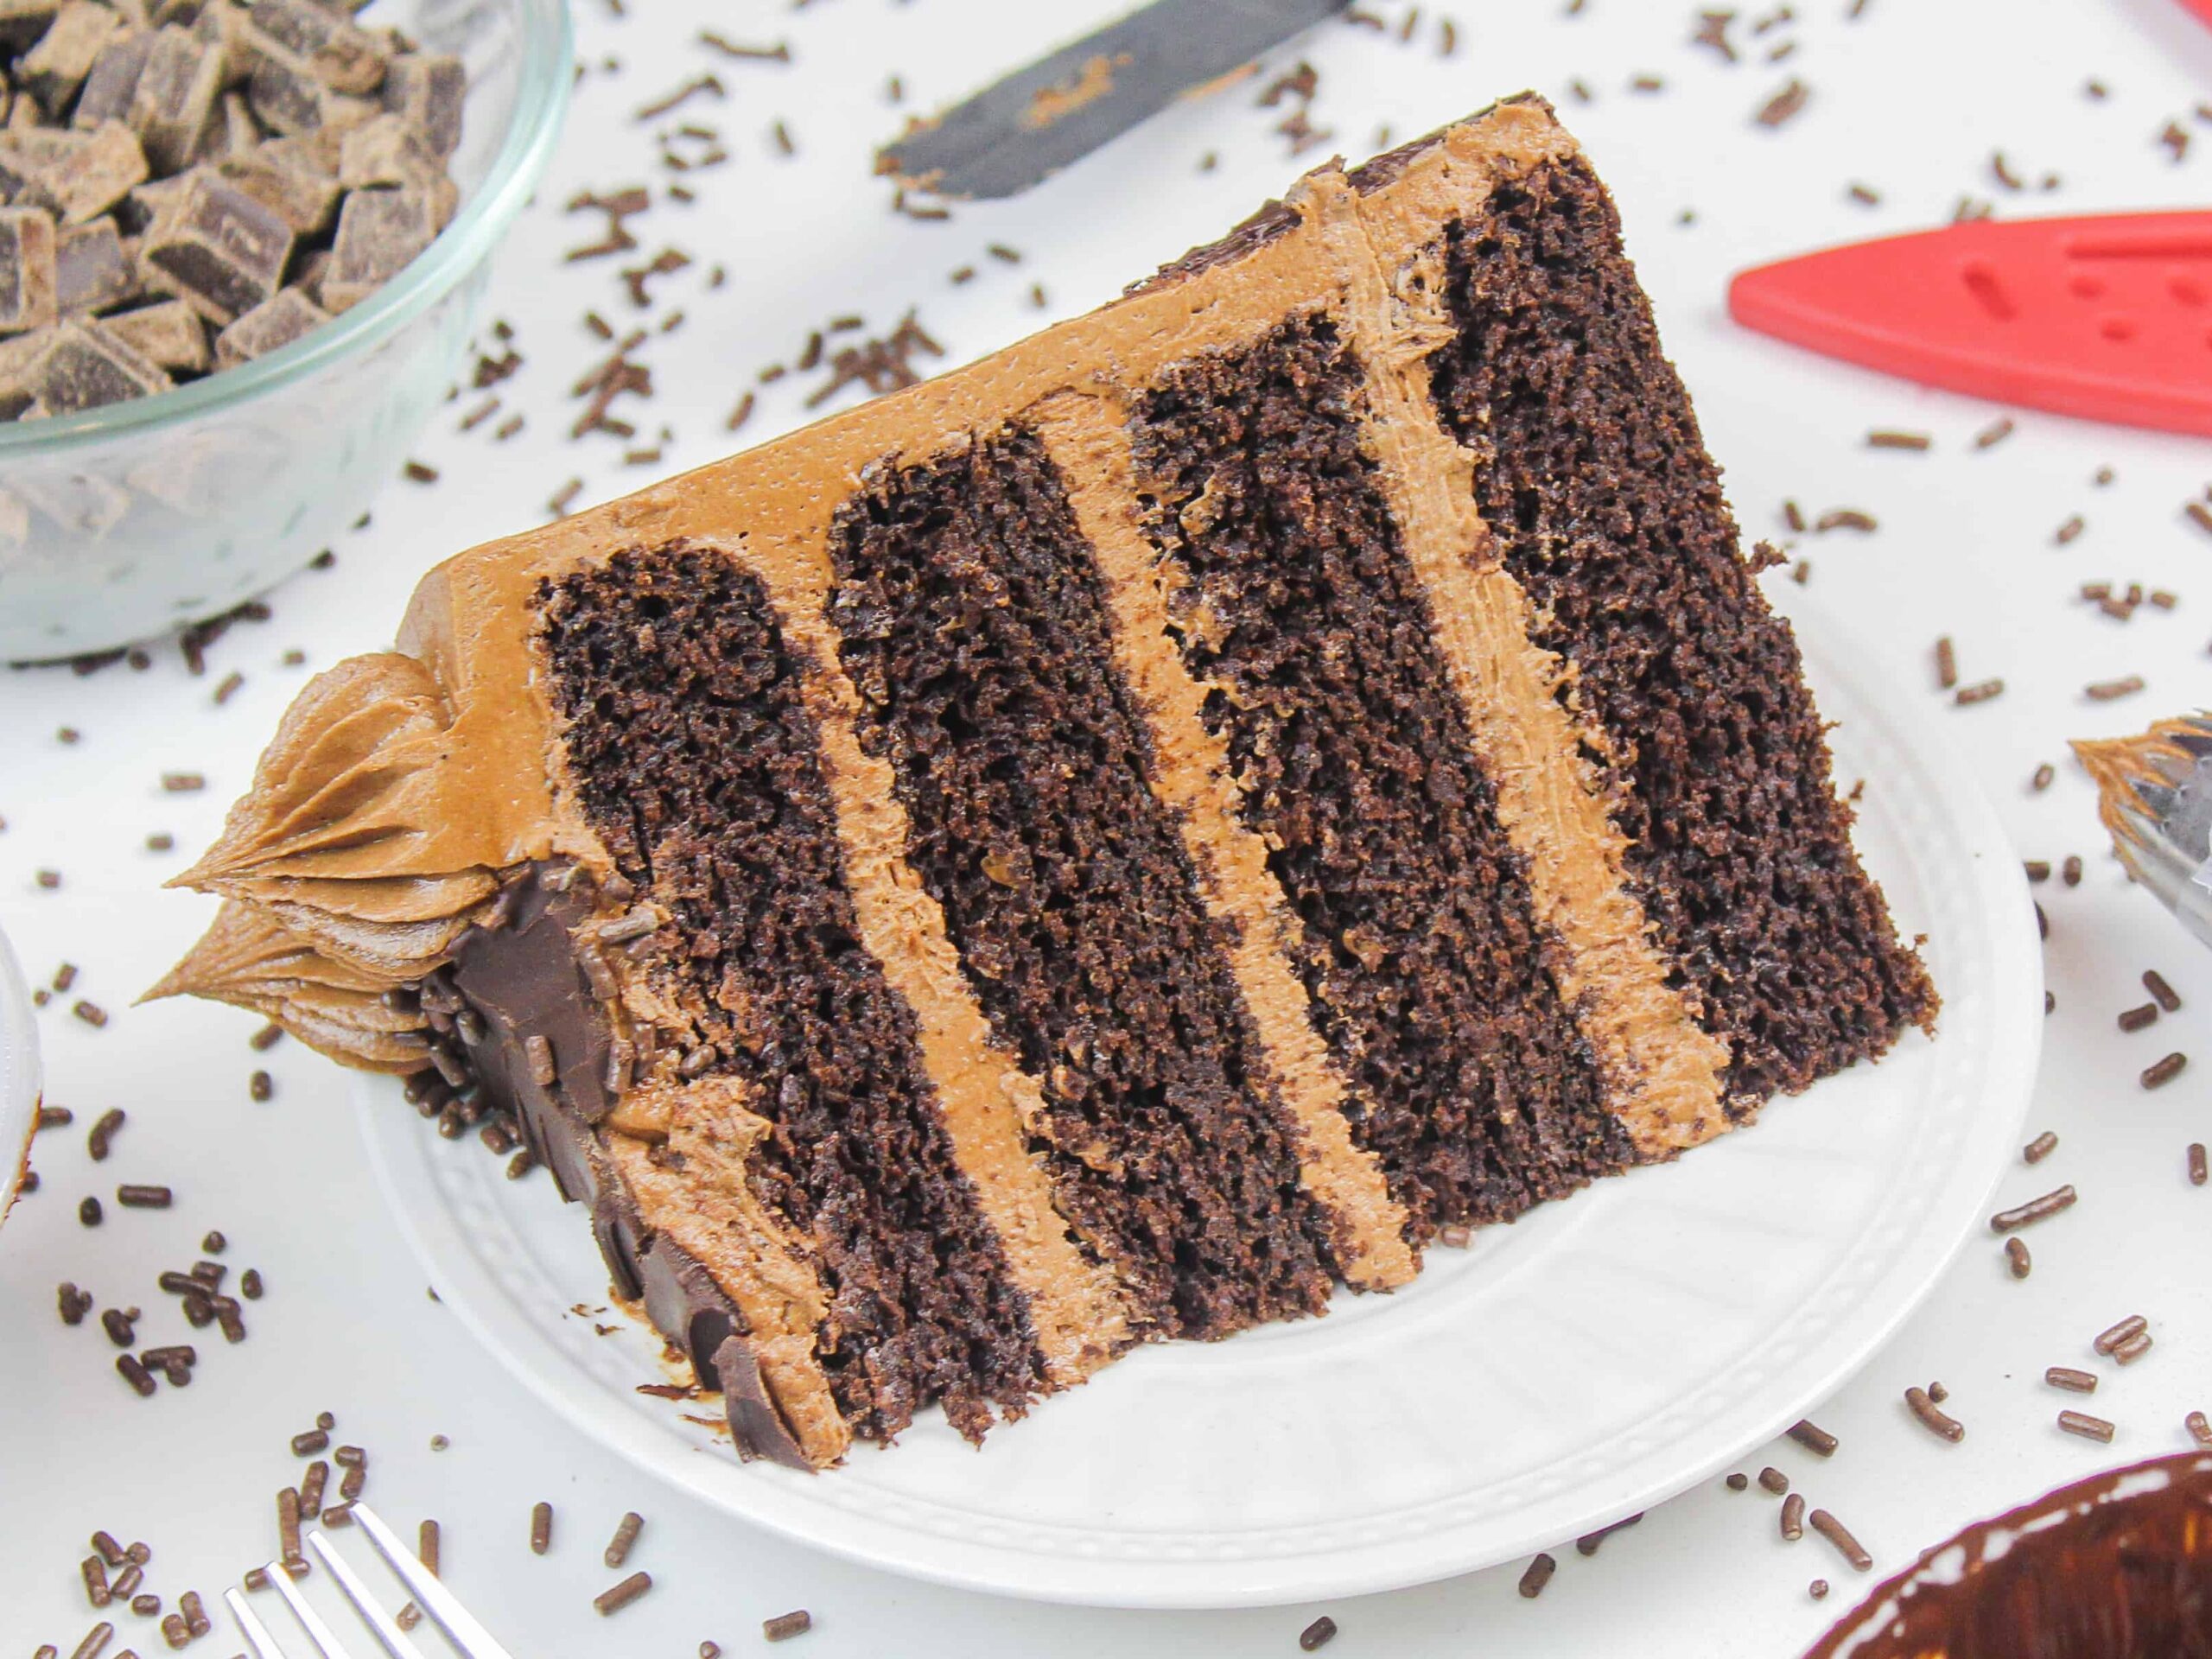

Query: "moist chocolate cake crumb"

xmin=541 ymin=545 xmax=1056 ymax=1441
xmin=1427 ymin=157 xmax=1934 ymax=1100
xmin=829 ymin=436 xmax=1337 ymax=1330
xmin=1136 ymin=315 xmax=1624 ymax=1236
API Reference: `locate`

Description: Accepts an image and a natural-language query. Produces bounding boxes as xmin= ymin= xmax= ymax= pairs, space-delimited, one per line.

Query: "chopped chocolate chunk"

xmin=129 ymin=29 xmax=226 ymax=175
xmin=99 ymin=298 xmax=208 ymax=373
xmin=0 ymin=206 xmax=59 ymax=334
xmin=213 ymin=284 xmax=325 ymax=366
xmin=143 ymin=175 xmax=291 ymax=323
xmin=54 ymin=219 xmax=135 ymax=314
xmin=320 ymin=185 xmax=432 ymax=311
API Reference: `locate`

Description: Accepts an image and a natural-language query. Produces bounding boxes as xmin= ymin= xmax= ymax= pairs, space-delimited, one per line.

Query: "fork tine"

xmin=350 ymin=1503 xmax=519 ymax=1659
xmin=308 ymin=1531 xmax=431 ymax=1659
xmin=226 ymin=1585 xmax=293 ymax=1659
xmin=267 ymin=1556 xmax=365 ymax=1659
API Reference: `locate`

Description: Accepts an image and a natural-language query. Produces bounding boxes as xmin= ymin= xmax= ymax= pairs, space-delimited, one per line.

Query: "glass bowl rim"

xmin=0 ymin=0 xmax=574 ymax=460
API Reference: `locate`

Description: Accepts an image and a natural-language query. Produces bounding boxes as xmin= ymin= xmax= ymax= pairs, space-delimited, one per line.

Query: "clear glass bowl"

xmin=0 ymin=0 xmax=572 ymax=661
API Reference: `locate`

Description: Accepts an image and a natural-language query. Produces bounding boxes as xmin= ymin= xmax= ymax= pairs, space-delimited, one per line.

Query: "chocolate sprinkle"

xmin=1297 ymin=1614 xmax=1336 ymax=1651
xmin=2006 ymin=1236 xmax=2031 ymax=1279
xmin=2024 ymin=1130 xmax=2058 ymax=1164
xmin=1990 ymin=1185 xmax=2076 ymax=1232
xmin=603 ymin=1510 xmax=644 ymax=1568
xmin=1808 ymin=1510 xmax=1872 ymax=1572
xmin=2141 ymin=1052 xmax=2186 ymax=1090
xmin=1517 ymin=1553 xmax=1556 ymax=1598
xmin=1781 ymin=1492 xmax=1806 ymax=1541
xmin=594 ymin=1571 xmax=652 ymax=1616
xmin=1576 ymin=1513 xmax=1643 ymax=1554
xmin=2145 ymin=969 xmax=2182 ymax=1012
xmin=2048 ymin=1366 xmax=2098 ymax=1393
xmin=2057 ymin=1409 xmax=2115 ymax=1444
xmin=1787 ymin=1420 xmax=1839 ymax=1457
xmin=1905 ymin=1385 xmax=1965 ymax=1443
xmin=2190 ymin=1144 xmax=2207 ymax=1186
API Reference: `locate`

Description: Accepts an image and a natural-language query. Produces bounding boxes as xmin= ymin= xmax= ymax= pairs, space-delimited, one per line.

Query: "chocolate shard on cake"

xmin=154 ymin=96 xmax=1936 ymax=1470
xmin=1806 ymin=1452 xmax=2212 ymax=1657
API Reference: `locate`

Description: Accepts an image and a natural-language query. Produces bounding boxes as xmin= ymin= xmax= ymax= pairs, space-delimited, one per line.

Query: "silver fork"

xmin=222 ymin=1502 xmax=518 ymax=1659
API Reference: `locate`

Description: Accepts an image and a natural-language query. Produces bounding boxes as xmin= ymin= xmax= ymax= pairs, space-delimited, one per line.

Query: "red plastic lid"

xmin=1728 ymin=212 xmax=2212 ymax=438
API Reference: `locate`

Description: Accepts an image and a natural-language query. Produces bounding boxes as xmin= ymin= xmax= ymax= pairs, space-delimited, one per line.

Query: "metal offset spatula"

xmin=876 ymin=0 xmax=1353 ymax=199
xmin=2075 ymin=715 xmax=2212 ymax=952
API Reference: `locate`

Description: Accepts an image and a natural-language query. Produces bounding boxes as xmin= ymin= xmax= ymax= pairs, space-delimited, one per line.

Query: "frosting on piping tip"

xmin=144 ymin=900 xmax=433 ymax=1071
xmin=167 ymin=653 xmax=513 ymax=980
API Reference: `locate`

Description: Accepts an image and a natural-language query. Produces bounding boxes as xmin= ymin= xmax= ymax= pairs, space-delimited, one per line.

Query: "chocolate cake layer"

xmin=826 ymin=432 xmax=1336 ymax=1338
xmin=1427 ymin=157 xmax=1936 ymax=1098
xmin=537 ymin=543 xmax=1046 ymax=1441
xmin=1130 ymin=314 xmax=1628 ymax=1234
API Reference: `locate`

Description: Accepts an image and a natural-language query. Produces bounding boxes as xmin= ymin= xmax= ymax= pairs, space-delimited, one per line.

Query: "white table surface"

xmin=6 ymin=0 xmax=2212 ymax=1653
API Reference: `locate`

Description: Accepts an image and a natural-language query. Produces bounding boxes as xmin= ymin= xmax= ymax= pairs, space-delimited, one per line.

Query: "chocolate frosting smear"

xmin=1806 ymin=1452 xmax=2212 ymax=1658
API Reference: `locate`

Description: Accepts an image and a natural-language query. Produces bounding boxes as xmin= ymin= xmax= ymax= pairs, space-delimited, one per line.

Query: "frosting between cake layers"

xmin=1301 ymin=162 xmax=1733 ymax=1154
xmin=707 ymin=531 xmax=1138 ymax=1384
xmin=1030 ymin=389 xmax=1421 ymax=1290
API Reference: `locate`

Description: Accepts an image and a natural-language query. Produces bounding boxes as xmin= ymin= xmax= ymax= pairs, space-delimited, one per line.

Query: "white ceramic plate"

xmin=359 ymin=597 xmax=2040 ymax=1610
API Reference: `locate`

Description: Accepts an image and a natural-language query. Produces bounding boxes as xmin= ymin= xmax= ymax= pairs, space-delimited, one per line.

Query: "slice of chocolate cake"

xmin=152 ymin=96 xmax=1936 ymax=1470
